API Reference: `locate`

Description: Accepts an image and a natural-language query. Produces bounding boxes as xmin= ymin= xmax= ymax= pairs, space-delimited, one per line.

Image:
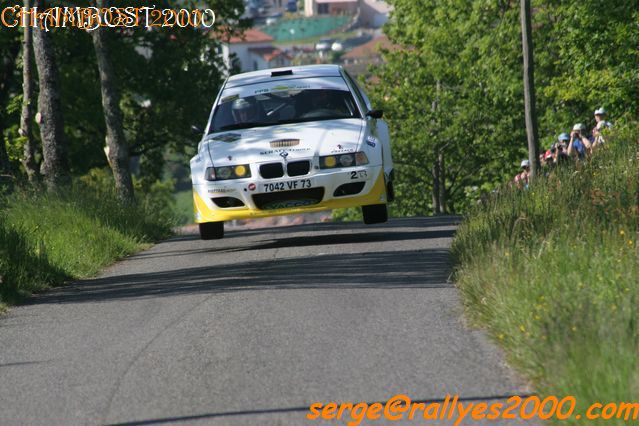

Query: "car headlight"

xmin=204 ymin=164 xmax=251 ymax=181
xmin=320 ymin=152 xmax=369 ymax=169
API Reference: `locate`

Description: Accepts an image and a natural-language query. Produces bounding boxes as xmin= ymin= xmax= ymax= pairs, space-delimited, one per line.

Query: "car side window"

xmin=343 ymin=71 xmax=372 ymax=112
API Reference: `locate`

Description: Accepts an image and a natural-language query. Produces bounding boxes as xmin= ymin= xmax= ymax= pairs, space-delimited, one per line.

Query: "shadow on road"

xmin=134 ymin=228 xmax=456 ymax=261
xmin=27 ymin=216 xmax=460 ymax=306
xmin=29 ymin=248 xmax=452 ymax=305
xmin=107 ymin=393 xmax=533 ymax=425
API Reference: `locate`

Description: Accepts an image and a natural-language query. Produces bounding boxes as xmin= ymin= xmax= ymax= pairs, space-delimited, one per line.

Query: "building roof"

xmin=362 ymin=0 xmax=392 ymax=13
xmin=341 ymin=35 xmax=394 ymax=60
xmin=248 ymin=47 xmax=292 ymax=62
xmin=228 ymin=28 xmax=274 ymax=44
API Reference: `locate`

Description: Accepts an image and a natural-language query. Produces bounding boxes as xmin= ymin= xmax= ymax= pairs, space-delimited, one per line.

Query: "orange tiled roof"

xmin=248 ymin=46 xmax=292 ymax=62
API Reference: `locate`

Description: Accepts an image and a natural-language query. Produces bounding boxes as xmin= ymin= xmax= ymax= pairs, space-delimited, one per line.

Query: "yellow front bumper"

xmin=193 ymin=171 xmax=387 ymax=223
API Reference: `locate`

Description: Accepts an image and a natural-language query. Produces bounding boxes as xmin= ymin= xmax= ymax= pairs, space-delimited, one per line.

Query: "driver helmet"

xmin=232 ymin=98 xmax=256 ymax=122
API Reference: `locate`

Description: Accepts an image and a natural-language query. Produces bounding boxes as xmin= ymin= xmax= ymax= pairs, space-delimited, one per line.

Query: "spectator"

xmin=592 ymin=108 xmax=612 ymax=150
xmin=539 ymin=150 xmax=547 ymax=167
xmin=543 ymin=149 xmax=555 ymax=172
xmin=567 ymin=123 xmax=591 ymax=160
xmin=514 ymin=160 xmax=530 ymax=189
xmin=594 ymin=107 xmax=612 ymax=128
xmin=552 ymin=134 xmax=570 ymax=165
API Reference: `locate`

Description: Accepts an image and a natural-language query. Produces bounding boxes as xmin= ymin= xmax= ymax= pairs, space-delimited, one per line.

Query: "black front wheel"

xmin=199 ymin=221 xmax=224 ymax=240
xmin=362 ymin=204 xmax=388 ymax=225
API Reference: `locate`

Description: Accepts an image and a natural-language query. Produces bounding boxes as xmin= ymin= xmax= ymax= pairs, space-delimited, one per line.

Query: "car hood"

xmin=203 ymin=119 xmax=364 ymax=166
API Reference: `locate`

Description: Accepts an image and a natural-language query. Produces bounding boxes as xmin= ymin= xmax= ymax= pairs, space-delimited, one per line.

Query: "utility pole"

xmin=520 ymin=0 xmax=540 ymax=179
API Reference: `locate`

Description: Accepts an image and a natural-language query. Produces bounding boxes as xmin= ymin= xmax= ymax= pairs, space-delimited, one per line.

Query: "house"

xmin=219 ymin=28 xmax=292 ymax=73
xmin=359 ymin=0 xmax=391 ymax=28
xmin=341 ymin=34 xmax=394 ymax=75
xmin=304 ymin=0 xmax=391 ymax=28
xmin=304 ymin=0 xmax=358 ymax=17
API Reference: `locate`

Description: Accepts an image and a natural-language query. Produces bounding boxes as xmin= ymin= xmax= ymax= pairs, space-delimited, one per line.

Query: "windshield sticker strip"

xmin=220 ymin=94 xmax=239 ymax=104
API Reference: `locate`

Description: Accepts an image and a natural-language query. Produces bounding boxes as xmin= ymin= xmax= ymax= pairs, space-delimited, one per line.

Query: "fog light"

xmin=323 ymin=156 xmax=337 ymax=168
xmin=234 ymin=165 xmax=247 ymax=177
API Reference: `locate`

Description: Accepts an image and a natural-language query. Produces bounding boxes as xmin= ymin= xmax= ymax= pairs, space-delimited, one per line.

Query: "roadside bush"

xmin=452 ymin=124 xmax=639 ymax=424
xmin=0 ymin=171 xmax=175 ymax=309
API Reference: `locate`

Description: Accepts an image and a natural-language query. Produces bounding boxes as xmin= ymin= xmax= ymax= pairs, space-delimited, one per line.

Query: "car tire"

xmin=386 ymin=179 xmax=395 ymax=202
xmin=362 ymin=204 xmax=388 ymax=225
xmin=199 ymin=221 xmax=224 ymax=240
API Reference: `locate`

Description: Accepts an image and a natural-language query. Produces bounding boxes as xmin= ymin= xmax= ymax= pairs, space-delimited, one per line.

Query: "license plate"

xmin=262 ymin=178 xmax=313 ymax=193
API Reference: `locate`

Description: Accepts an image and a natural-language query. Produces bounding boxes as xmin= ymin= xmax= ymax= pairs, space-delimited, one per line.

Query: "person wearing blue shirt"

xmin=567 ymin=123 xmax=591 ymax=160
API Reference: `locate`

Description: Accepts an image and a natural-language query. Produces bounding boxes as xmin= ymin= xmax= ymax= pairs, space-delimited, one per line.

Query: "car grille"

xmin=287 ymin=160 xmax=311 ymax=177
xmin=253 ymin=188 xmax=325 ymax=210
xmin=260 ymin=160 xmax=311 ymax=178
xmin=260 ymin=162 xmax=284 ymax=179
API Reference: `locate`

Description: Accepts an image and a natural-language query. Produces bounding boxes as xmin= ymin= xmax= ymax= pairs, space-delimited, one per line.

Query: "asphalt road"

xmin=0 ymin=217 xmax=534 ymax=426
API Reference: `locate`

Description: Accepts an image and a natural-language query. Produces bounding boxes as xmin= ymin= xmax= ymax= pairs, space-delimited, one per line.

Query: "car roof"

xmin=225 ymin=65 xmax=344 ymax=88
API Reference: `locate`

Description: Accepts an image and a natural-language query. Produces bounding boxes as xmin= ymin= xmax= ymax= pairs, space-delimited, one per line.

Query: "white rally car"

xmin=190 ymin=65 xmax=394 ymax=239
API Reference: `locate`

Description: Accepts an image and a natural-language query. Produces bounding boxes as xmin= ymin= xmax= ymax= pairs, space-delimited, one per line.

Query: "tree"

xmin=32 ymin=0 xmax=70 ymax=191
xmin=0 ymin=30 xmax=20 ymax=176
xmin=520 ymin=0 xmax=540 ymax=179
xmin=369 ymin=0 xmax=526 ymax=214
xmin=20 ymin=0 xmax=38 ymax=183
xmin=90 ymin=0 xmax=134 ymax=202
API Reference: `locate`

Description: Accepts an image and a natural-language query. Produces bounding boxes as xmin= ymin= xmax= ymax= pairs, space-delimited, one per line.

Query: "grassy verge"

xmin=173 ymin=189 xmax=194 ymax=225
xmin=451 ymin=125 xmax=639 ymax=424
xmin=0 ymin=178 xmax=174 ymax=310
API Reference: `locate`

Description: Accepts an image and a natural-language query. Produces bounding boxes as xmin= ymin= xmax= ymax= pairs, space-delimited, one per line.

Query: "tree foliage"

xmin=368 ymin=0 xmax=639 ymax=215
xmin=2 ymin=0 xmax=248 ymax=191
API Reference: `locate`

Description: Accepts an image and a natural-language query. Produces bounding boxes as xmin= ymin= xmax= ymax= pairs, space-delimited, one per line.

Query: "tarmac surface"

xmin=0 ymin=217 xmax=535 ymax=425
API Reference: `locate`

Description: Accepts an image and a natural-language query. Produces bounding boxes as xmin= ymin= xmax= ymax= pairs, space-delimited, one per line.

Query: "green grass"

xmin=0 ymin=181 xmax=174 ymax=309
xmin=451 ymin=124 xmax=639 ymax=424
xmin=173 ymin=189 xmax=194 ymax=225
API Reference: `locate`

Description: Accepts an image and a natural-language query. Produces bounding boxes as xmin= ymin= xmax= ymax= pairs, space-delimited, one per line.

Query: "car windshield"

xmin=209 ymin=82 xmax=361 ymax=133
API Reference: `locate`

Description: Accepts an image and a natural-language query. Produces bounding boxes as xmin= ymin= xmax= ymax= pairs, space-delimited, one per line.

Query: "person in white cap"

xmin=513 ymin=159 xmax=530 ymax=189
xmin=592 ymin=108 xmax=612 ymax=150
xmin=567 ymin=123 xmax=591 ymax=160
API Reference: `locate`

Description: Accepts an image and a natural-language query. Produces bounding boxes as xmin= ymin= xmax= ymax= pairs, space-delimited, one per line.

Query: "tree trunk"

xmin=20 ymin=0 xmax=39 ymax=183
xmin=520 ymin=0 xmax=540 ymax=179
xmin=431 ymin=151 xmax=441 ymax=215
xmin=430 ymin=80 xmax=442 ymax=215
xmin=438 ymin=150 xmax=447 ymax=214
xmin=90 ymin=0 xmax=135 ymax=202
xmin=32 ymin=2 xmax=70 ymax=191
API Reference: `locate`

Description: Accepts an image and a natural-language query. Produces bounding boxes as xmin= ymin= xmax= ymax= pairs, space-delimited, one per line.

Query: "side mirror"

xmin=366 ymin=109 xmax=384 ymax=119
xmin=191 ymin=125 xmax=203 ymax=135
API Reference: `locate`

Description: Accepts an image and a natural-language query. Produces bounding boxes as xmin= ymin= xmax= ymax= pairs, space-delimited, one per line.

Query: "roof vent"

xmin=271 ymin=70 xmax=293 ymax=77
